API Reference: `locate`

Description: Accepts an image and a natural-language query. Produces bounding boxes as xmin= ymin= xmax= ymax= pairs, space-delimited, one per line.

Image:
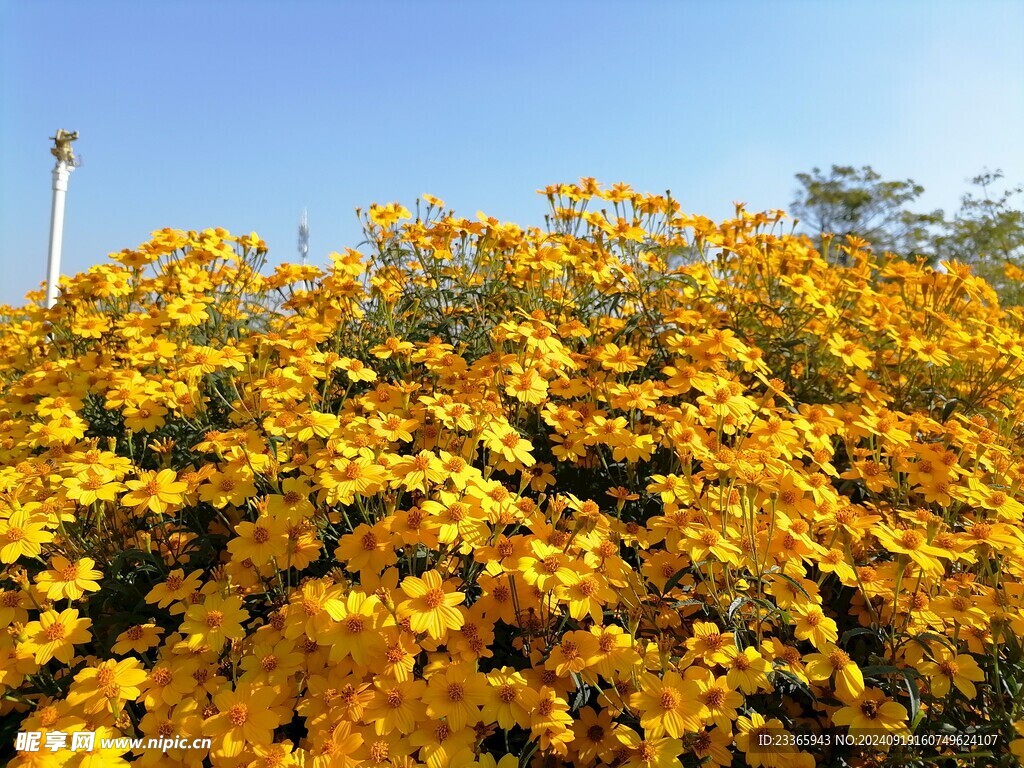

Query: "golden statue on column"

xmin=50 ymin=130 xmax=79 ymax=165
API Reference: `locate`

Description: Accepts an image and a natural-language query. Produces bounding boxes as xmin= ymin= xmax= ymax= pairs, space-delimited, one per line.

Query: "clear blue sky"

xmin=2 ymin=1 xmax=1023 ymax=307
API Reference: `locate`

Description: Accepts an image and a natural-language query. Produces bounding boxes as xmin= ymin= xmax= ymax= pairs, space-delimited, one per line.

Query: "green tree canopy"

xmin=792 ymin=164 xmax=943 ymax=259
xmin=792 ymin=165 xmax=1024 ymax=304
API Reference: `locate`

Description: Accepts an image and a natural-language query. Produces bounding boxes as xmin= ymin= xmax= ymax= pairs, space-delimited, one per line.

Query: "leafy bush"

xmin=2 ymin=179 xmax=1024 ymax=767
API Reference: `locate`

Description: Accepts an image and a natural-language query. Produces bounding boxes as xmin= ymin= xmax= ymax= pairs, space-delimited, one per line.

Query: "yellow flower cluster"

xmin=1 ymin=180 xmax=1024 ymax=767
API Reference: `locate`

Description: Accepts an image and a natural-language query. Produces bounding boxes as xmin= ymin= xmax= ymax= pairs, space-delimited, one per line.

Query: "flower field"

xmin=2 ymin=179 xmax=1024 ymax=767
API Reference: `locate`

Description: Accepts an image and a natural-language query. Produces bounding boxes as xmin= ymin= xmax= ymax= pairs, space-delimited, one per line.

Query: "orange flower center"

xmin=898 ymin=531 xmax=924 ymax=549
xmin=446 ymin=683 xmax=464 ymax=702
xmin=228 ymin=703 xmax=248 ymax=727
xmin=660 ymin=689 xmax=679 ymax=710
xmin=703 ymin=686 xmax=725 ymax=708
xmin=498 ymin=684 xmax=518 ymax=703
xmin=829 ymin=650 xmax=851 ymax=669
xmin=702 ymin=633 xmax=724 ymax=650
xmin=369 ymin=742 xmax=389 ymax=762
xmin=424 ymin=588 xmax=446 ymax=609
xmin=44 ymin=621 xmax=68 ymax=641
xmin=302 ymin=598 xmax=321 ymax=616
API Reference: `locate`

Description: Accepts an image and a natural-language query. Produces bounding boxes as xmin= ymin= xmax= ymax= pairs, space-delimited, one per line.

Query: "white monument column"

xmin=45 ymin=130 xmax=79 ymax=309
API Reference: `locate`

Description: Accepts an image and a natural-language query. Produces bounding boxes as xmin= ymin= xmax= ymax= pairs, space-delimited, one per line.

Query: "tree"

xmin=791 ymin=165 xmax=943 ymax=261
xmin=935 ymin=171 xmax=1024 ymax=304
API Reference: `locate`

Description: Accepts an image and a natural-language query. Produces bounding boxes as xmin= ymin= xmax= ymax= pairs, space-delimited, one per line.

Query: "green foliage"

xmin=793 ymin=165 xmax=1024 ymax=305
xmin=936 ymin=171 xmax=1024 ymax=305
xmin=792 ymin=165 xmax=942 ymax=260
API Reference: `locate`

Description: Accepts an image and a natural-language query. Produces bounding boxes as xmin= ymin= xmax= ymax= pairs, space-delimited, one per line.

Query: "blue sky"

xmin=2 ymin=1 xmax=1022 ymax=307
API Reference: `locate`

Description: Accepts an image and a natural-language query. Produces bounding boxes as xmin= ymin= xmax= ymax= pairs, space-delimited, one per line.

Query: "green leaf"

xmin=773 ymin=668 xmax=817 ymax=702
xmin=727 ymin=597 xmax=749 ymax=622
xmin=941 ymin=398 xmax=960 ymax=421
xmin=840 ymin=627 xmax=882 ymax=647
xmin=861 ymin=665 xmax=921 ymax=723
xmin=660 ymin=567 xmax=689 ymax=597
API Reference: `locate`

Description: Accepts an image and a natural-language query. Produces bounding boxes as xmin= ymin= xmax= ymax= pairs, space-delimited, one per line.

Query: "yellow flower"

xmin=399 ymin=569 xmax=465 ymax=639
xmin=0 ymin=509 xmax=54 ymax=563
xmin=595 ymin=343 xmax=645 ymax=373
xmin=791 ymin=603 xmax=839 ymax=649
xmin=228 ymin=514 xmax=289 ymax=564
xmin=144 ymin=568 xmax=203 ymax=609
xmin=518 ymin=539 xmax=582 ymax=592
xmin=684 ymin=622 xmax=735 ymax=666
xmin=321 ymin=590 xmax=388 ymax=665
xmin=389 ymin=450 xmax=446 ymax=493
xmin=423 ymin=662 xmax=489 ymax=731
xmin=34 ymin=556 xmax=102 ymax=600
xmin=123 ymin=398 xmax=168 ymax=431
xmin=67 ymin=657 xmax=147 ymax=714
xmin=363 ymin=676 xmax=427 ymax=735
xmin=873 ymin=524 xmax=947 ymax=574
xmin=23 ymin=608 xmax=92 ymax=664
xmin=111 ymin=623 xmax=163 ymax=655
xmin=334 ymin=521 xmax=397 ymax=575
xmin=804 ymin=644 xmax=864 ymax=703
xmin=483 ymin=666 xmax=538 ymax=729
xmin=530 ymin=686 xmax=575 ymax=756
xmin=919 ymin=649 xmax=986 ymax=699
xmin=685 ymin=667 xmax=744 ymax=732
xmin=616 ymin=728 xmax=684 ymax=768
xmin=121 ymin=469 xmax=187 ymax=514
xmin=827 ymin=333 xmax=872 ymax=369
xmin=265 ymin=477 xmax=315 ymax=521
xmin=631 ymin=671 xmax=707 ymax=738
xmin=198 ymin=468 xmax=258 ymax=509
xmin=734 ymin=711 xmax=798 ymax=768
xmin=181 ymin=593 xmax=249 ymax=650
xmin=64 ymin=469 xmax=125 ymax=505
xmin=208 ymin=686 xmax=285 ymax=758
xmin=546 ymin=630 xmax=599 ymax=677
xmin=482 ymin=424 xmax=536 ymax=467
xmin=336 ymin=356 xmax=377 ymax=382
xmin=504 ymin=364 xmax=549 ymax=404
xmin=833 ymin=687 xmax=908 ymax=733
xmin=722 ymin=645 xmax=772 ymax=695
